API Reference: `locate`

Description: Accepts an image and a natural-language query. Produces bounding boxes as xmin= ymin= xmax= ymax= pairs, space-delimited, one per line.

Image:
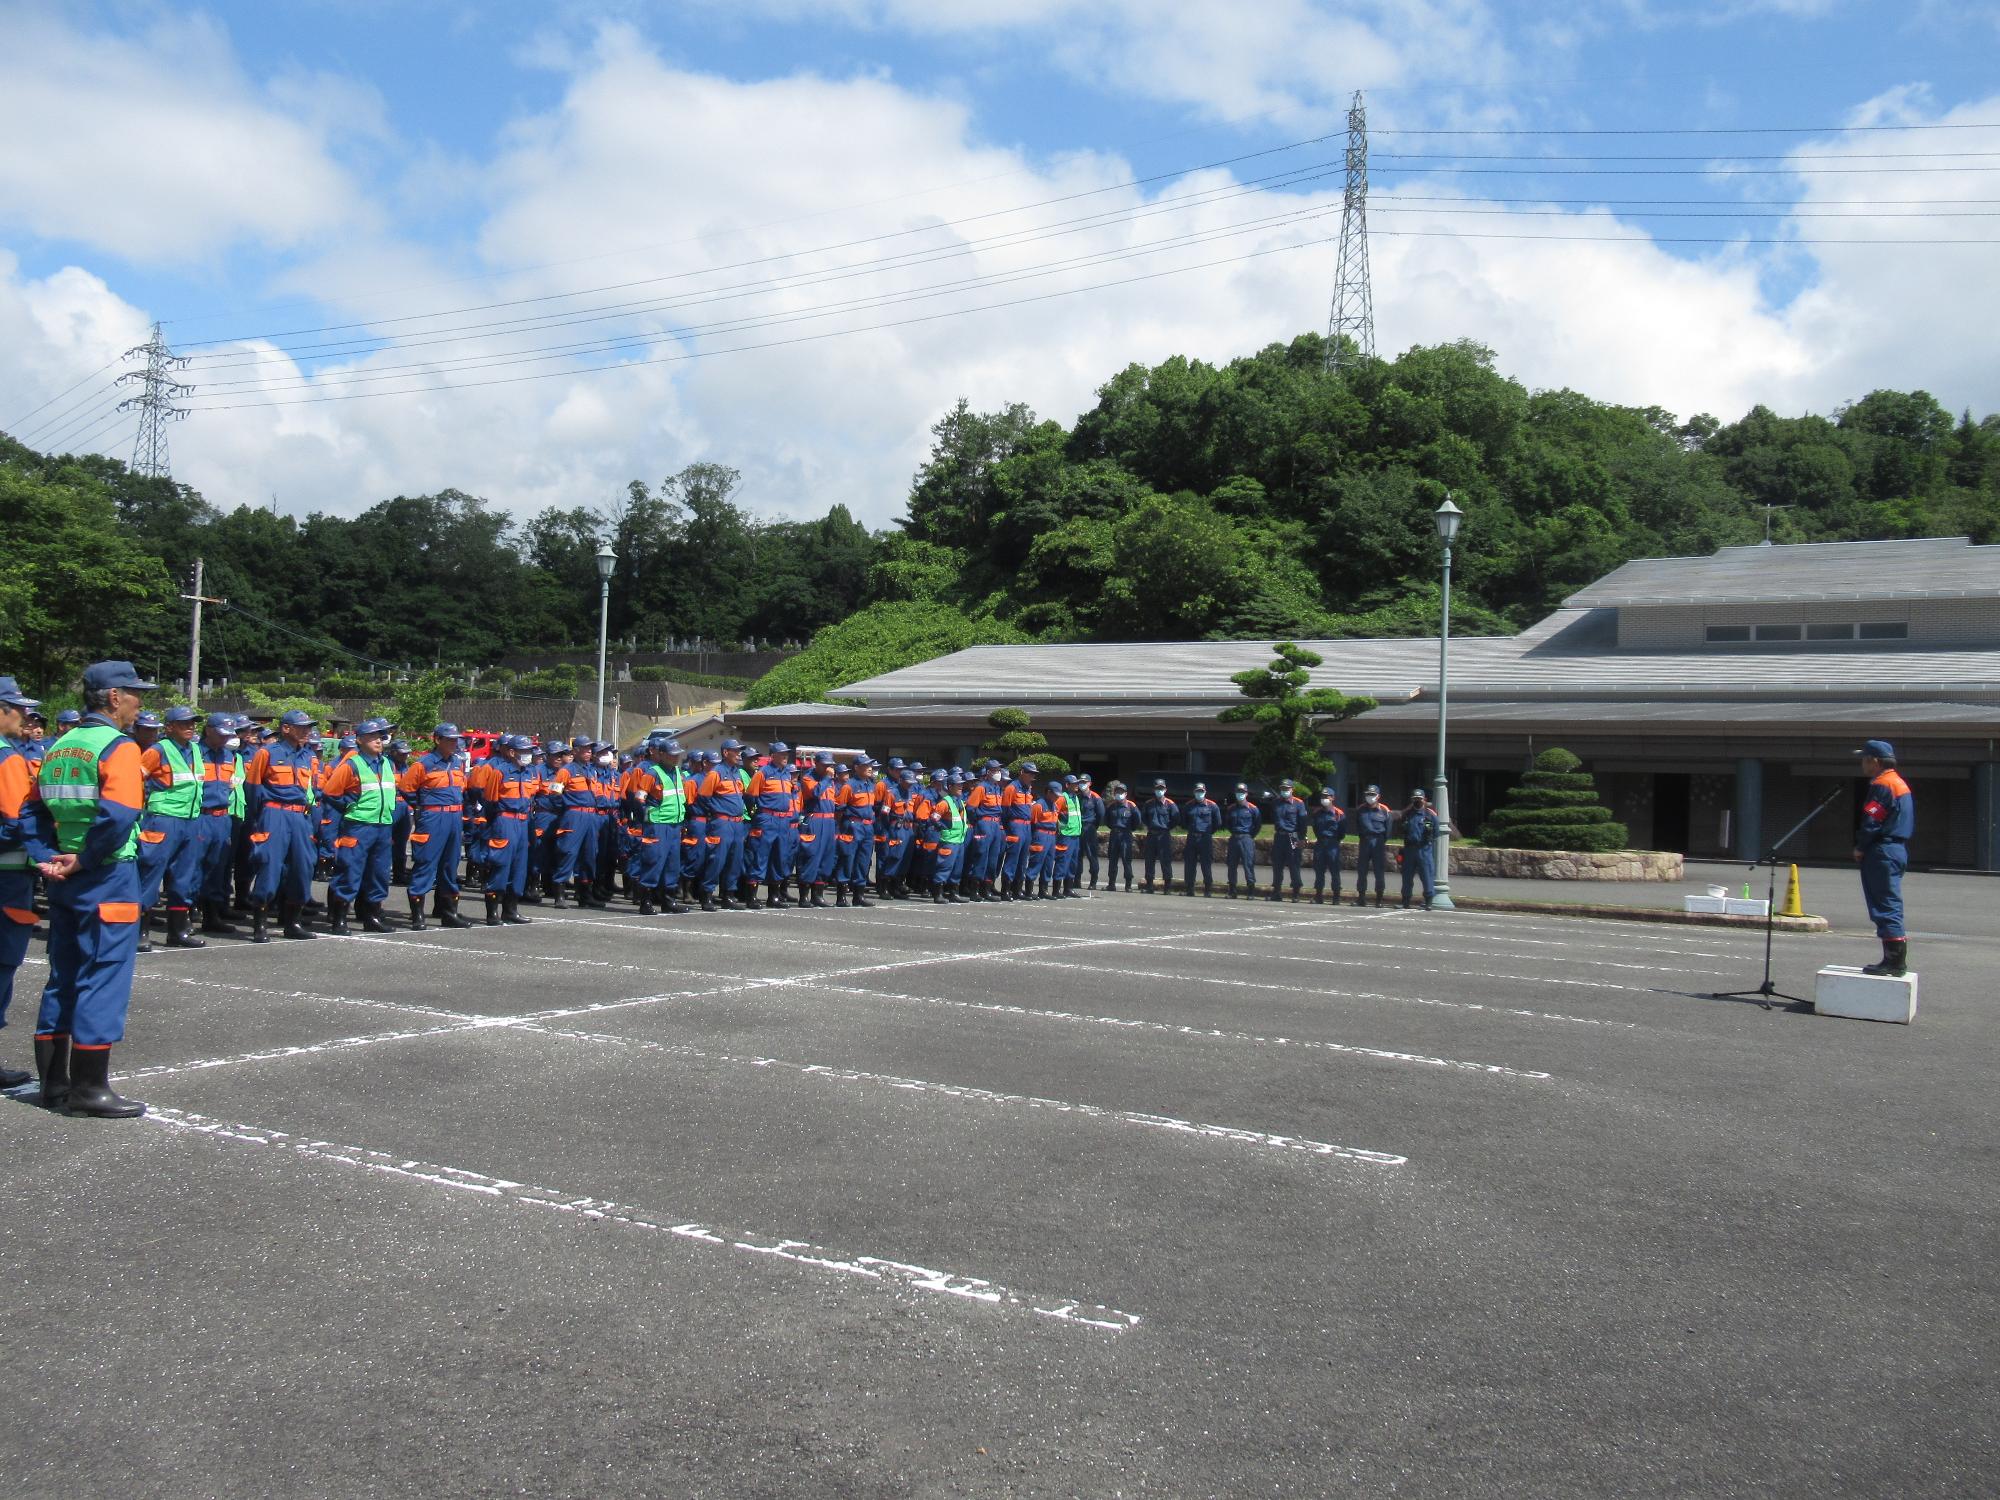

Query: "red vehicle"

xmin=459 ymin=729 xmax=505 ymax=761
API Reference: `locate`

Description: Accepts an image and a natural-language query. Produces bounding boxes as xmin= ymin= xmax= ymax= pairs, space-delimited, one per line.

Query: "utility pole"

xmin=117 ymin=322 xmax=193 ymax=478
xmin=1324 ymin=90 xmax=1376 ymax=373
xmin=180 ymin=558 xmax=225 ymax=709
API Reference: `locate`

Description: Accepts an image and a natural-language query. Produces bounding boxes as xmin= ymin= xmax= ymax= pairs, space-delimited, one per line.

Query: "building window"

xmin=1806 ymin=623 xmax=1856 ymax=641
xmin=1704 ymin=625 xmax=1752 ymax=643
xmin=1752 ymin=623 xmax=1803 ymax=641
xmin=1858 ymin=621 xmax=1910 ymax=640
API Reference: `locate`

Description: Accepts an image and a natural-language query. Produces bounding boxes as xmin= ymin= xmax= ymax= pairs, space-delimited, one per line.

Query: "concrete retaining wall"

xmin=1449 ymin=847 xmax=1683 ymax=881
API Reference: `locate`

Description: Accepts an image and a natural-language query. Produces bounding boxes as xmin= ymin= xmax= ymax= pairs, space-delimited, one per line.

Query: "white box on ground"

xmin=1724 ymin=897 xmax=1770 ymax=918
xmin=1683 ymin=895 xmax=1727 ymax=914
xmin=1815 ymin=966 xmax=1919 ymax=1024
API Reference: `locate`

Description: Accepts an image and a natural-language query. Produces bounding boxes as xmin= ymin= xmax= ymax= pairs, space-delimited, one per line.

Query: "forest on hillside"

xmin=5 ymin=330 xmax=1996 ymax=699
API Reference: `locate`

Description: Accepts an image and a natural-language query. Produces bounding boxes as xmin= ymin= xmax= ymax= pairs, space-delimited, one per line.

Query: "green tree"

xmin=978 ymin=707 xmax=1070 ymax=776
xmin=741 ymin=602 xmax=1027 ymax=709
xmin=1218 ymin=643 xmax=1375 ymax=787
xmin=1477 ymin=747 xmax=1630 ymax=852
xmin=382 ymin=669 xmax=456 ymax=739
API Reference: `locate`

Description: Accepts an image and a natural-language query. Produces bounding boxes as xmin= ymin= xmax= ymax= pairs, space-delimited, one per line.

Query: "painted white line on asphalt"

xmin=1151 ymin=943 xmax=1674 ymax=999
xmin=515 ymin=1020 xmax=1408 ymax=1166
xmin=1230 ymin=932 xmax=1738 ymax=972
xmin=117 ymin=1022 xmax=487 ymax=1080
xmin=779 ymin=980 xmax=1554 ymax=1081
xmin=142 ymin=1106 xmax=1141 ymax=1333
xmin=995 ymin=955 xmax=1620 ymax=1033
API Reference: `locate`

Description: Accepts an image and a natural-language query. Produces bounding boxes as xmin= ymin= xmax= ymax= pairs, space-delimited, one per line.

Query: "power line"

xmin=13 ymin=380 xmax=124 ymax=446
xmin=29 ymin=391 xmax=129 ymax=453
xmin=1376 ymin=150 xmax=2000 ymax=162
xmin=1381 ymin=164 xmax=2000 ymax=175
xmin=115 ymin=322 xmax=193 ymax=478
xmin=4 ymin=354 xmax=125 ymax=430
xmin=1374 ymin=228 xmax=1997 ymax=245
xmin=1372 ymin=122 xmax=2000 ymax=136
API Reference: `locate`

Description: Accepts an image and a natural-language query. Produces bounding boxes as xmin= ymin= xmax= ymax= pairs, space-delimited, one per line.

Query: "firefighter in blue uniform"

xmin=0 ymin=677 xmax=43 ymax=1090
xmin=27 ymin=661 xmax=156 ymax=1117
xmin=1399 ymin=788 xmax=1443 ymax=909
xmin=1102 ymin=781 xmax=1139 ymax=891
xmin=194 ymin=711 xmax=243 ymax=935
xmin=1309 ymin=787 xmax=1347 ymax=904
xmin=1351 ymin=784 xmax=1392 ymax=907
xmin=1267 ymin=779 xmax=1309 ymax=902
xmin=835 ymin=757 xmax=875 ymax=907
xmin=1223 ymin=782 xmax=1261 ymax=897
xmin=1853 ymin=739 xmax=1915 ymax=976
xmin=1140 ymin=780 xmax=1178 ymax=893
xmin=387 ymin=736 xmax=415 ymax=886
xmin=627 ymin=736 xmax=693 ymax=916
xmin=467 ymin=734 xmax=538 ymax=927
xmin=321 ymin=717 xmax=399 ymax=934
xmin=136 ymin=705 xmax=208 ymax=949
xmin=1076 ymin=773 xmax=1104 ymax=891
xmin=1178 ymin=782 xmax=1220 ymax=897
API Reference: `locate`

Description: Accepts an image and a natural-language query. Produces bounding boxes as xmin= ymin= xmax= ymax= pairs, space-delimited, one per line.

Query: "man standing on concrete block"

xmin=1853 ymin=738 xmax=1914 ymax=977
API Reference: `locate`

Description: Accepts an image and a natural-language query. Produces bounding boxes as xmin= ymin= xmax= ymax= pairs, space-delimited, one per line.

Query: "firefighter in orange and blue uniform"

xmin=797 ymin=751 xmax=844 ymax=907
xmin=466 ymin=733 xmax=538 ymax=927
xmin=1853 ymin=738 xmax=1915 ymax=977
xmin=136 ymin=704 xmax=209 ymax=949
xmin=0 ymin=676 xmax=44 ymax=1090
xmin=399 ymin=723 xmax=474 ymax=930
xmin=834 ymin=757 xmax=875 ymax=907
xmin=321 ymin=717 xmax=400 ymax=934
xmin=747 ymin=742 xmax=803 ymax=906
xmin=27 ymin=661 xmax=157 ymax=1118
xmin=194 ymin=712 xmax=244 ymax=935
xmin=244 ymin=708 xmax=323 ymax=942
xmin=696 ymin=739 xmax=751 ymax=910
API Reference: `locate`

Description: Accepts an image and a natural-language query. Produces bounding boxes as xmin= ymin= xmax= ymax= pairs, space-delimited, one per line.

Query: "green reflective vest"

xmin=1057 ymin=793 xmax=1081 ymax=837
xmin=938 ymin=797 xmax=967 ymax=846
xmin=342 ymin=752 xmax=397 ymax=826
xmin=228 ymin=755 xmax=247 ymax=818
xmin=145 ymin=739 xmax=203 ymax=819
xmin=40 ymin=723 xmax=139 ymax=861
xmin=645 ymin=765 xmax=690 ymax=824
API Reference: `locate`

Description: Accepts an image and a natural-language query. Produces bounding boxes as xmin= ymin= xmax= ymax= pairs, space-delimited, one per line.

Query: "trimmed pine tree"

xmin=1478 ymin=747 xmax=1629 ymax=852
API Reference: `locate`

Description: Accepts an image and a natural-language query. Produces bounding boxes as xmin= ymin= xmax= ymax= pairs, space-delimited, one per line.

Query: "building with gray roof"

xmin=733 ymin=538 xmax=2000 ymax=869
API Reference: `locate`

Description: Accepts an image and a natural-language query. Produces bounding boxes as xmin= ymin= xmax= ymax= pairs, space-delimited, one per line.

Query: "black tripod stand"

xmin=1709 ymin=786 xmax=1846 ymax=1008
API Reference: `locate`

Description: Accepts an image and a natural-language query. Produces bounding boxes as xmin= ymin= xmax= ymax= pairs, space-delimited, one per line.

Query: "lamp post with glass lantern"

xmin=594 ymin=543 xmax=616 ymax=743
xmin=1430 ymin=496 xmax=1463 ymax=911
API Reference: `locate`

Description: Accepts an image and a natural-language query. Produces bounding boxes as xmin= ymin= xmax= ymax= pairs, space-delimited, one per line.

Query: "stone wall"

xmin=1449 ymin=846 xmax=1682 ymax=881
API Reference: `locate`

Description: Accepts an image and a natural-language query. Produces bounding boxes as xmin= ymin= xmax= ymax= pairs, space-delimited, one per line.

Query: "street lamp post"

xmin=1431 ymin=496 xmax=1464 ymax=912
xmin=594 ymin=542 xmax=616 ymax=743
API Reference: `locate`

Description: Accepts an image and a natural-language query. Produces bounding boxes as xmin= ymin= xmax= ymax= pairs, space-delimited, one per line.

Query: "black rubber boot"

xmin=281 ymin=900 xmax=317 ymax=940
xmin=485 ymin=893 xmax=504 ymax=927
xmin=850 ymin=883 xmax=870 ymax=908
xmin=656 ymin=889 xmax=689 ymax=916
xmin=439 ymin=895 xmax=474 ymax=929
xmin=638 ymin=892 xmax=656 ymax=916
xmin=137 ymin=910 xmax=154 ymax=954
xmin=931 ymin=887 xmax=945 ymax=904
xmin=63 ymin=1045 xmax=145 ymax=1119
xmin=1203 ymin=880 xmax=1213 ymax=898
xmin=835 ymin=885 xmax=849 ymax=907
xmin=701 ymin=892 xmax=719 ymax=912
xmin=1861 ymin=939 xmax=1909 ymax=977
xmin=408 ymin=896 xmax=427 ymax=932
xmin=166 ymin=907 xmax=207 ymax=949
xmin=34 ymin=1034 xmax=70 ymax=1111
xmin=200 ymin=901 xmax=239 ymax=935
xmin=1227 ymin=882 xmax=1238 ymax=900
xmin=0 ymin=1061 xmax=28 ymax=1090
xmin=360 ymin=901 xmax=394 ymax=934
xmin=763 ymin=882 xmax=781 ymax=909
xmin=550 ymin=883 xmax=568 ymax=909
xmin=250 ymin=905 xmax=272 ymax=943
xmin=326 ymin=899 xmax=351 ymax=936
xmin=503 ymin=892 xmax=534 ymax=925
xmin=811 ymin=885 xmax=828 ymax=908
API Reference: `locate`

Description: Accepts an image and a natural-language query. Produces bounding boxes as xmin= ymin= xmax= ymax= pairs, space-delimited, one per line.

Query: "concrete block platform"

xmin=1815 ymin=965 xmax=1920 ymax=1023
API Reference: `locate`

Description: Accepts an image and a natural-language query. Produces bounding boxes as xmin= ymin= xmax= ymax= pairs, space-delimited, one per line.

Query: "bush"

xmin=979 ymin=707 xmax=1070 ymax=776
xmin=316 ymin=675 xmax=376 ymax=698
xmin=742 ymin=602 xmax=1027 ymax=709
xmin=629 ymin=666 xmax=755 ymax=692
xmin=1477 ymin=747 xmax=1629 ymax=851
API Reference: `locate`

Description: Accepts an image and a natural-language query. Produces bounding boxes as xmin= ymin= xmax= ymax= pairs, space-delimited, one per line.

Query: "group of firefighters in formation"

xmin=0 ymin=661 xmax=1450 ymax=1121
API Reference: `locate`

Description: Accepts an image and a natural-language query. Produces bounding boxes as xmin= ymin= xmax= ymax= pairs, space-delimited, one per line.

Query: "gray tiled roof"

xmin=1565 ymin=537 xmax=2000 ymax=607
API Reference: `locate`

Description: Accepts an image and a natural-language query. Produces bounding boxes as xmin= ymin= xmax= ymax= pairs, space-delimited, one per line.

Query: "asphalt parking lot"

xmin=2 ymin=886 xmax=1993 ymax=1499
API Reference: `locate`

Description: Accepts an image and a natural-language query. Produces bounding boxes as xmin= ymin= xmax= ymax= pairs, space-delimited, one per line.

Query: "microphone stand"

xmin=1710 ymin=786 xmax=1847 ymax=1008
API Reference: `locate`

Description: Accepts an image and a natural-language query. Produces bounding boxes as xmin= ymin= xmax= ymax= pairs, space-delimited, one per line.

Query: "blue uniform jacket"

xmin=1857 ymin=770 xmax=1915 ymax=849
xmin=1271 ymin=795 xmax=1308 ymax=835
xmin=1179 ymin=797 xmax=1221 ymax=836
xmin=1103 ymin=799 xmax=1141 ymax=832
xmin=1224 ymin=800 xmax=1261 ymax=836
xmin=1402 ymin=809 xmax=1441 ymax=847
xmin=1354 ymin=804 xmax=1392 ymax=838
xmin=1141 ymin=795 xmax=1178 ymax=832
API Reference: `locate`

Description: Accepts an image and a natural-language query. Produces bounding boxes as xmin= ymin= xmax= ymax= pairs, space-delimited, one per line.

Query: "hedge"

xmin=1477 ymin=747 xmax=1629 ymax=852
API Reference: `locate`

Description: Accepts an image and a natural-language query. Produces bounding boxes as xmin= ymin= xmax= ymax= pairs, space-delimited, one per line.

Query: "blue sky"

xmin=3 ymin=0 xmax=1996 ymax=523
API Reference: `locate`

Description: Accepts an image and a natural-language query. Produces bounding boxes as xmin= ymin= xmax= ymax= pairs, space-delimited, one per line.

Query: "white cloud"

xmin=3 ymin=27 xmax=1994 ymax=539
xmin=0 ymin=7 xmax=364 ymax=260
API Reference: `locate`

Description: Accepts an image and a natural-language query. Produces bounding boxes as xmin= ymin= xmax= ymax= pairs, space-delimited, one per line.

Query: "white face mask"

xmin=224 ymin=736 xmax=241 ymax=751
xmin=516 ymin=753 xmax=533 ymax=768
xmin=1236 ymin=792 xmax=1249 ymax=803
xmin=597 ymin=753 xmax=614 ymax=767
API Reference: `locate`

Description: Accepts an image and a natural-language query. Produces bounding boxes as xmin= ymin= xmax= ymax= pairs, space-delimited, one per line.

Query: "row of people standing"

xmin=1101 ymin=779 xmax=1448 ymax=907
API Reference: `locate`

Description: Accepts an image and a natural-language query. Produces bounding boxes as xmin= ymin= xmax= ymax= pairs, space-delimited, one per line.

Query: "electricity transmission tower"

xmin=1324 ymin=90 xmax=1375 ymax=373
xmin=117 ymin=321 xmax=193 ymax=478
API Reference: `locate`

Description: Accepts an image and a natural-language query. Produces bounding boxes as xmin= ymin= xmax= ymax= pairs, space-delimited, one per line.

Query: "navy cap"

xmin=279 ymin=709 xmax=316 ymax=728
xmin=204 ymin=712 xmax=237 ymax=732
xmin=720 ymin=738 xmax=743 ymax=752
xmin=329 ymin=716 xmax=352 ymax=727
xmin=816 ymin=750 xmax=834 ymax=764
xmin=433 ymin=723 xmax=461 ymax=739
xmin=1410 ymin=787 xmax=1428 ymax=800
xmin=238 ymin=720 xmax=264 ymax=736
xmin=1018 ymin=761 xmax=1036 ymax=774
xmin=887 ymin=757 xmax=904 ymax=769
xmin=984 ymin=758 xmax=1002 ymax=770
xmin=853 ymin=754 xmax=874 ymax=767
xmin=0 ymin=676 xmax=40 ymax=711
xmin=1153 ymin=779 xmax=1167 ymax=789
xmin=658 ymin=739 xmax=682 ymax=754
xmin=767 ymin=740 xmax=789 ymax=754
xmin=162 ymin=705 xmax=199 ymax=724
xmin=356 ymin=717 xmax=393 ymax=736
xmin=56 ymin=709 xmax=82 ymax=727
xmin=547 ymin=739 xmax=570 ymax=753
xmin=1078 ymin=772 xmax=1092 ymax=784
xmin=1857 ymin=739 xmax=1895 ymax=759
xmin=389 ymin=738 xmax=411 ymax=754
xmin=931 ymin=770 xmax=948 ymax=783
xmin=1364 ymin=783 xmax=1380 ymax=796
xmin=133 ymin=711 xmax=164 ymax=730
xmin=1280 ymin=778 xmax=1295 ymax=789
xmin=339 ymin=735 xmax=358 ymax=751
xmin=81 ymin=660 xmax=156 ymax=694
xmin=1063 ymin=775 xmax=1078 ymax=785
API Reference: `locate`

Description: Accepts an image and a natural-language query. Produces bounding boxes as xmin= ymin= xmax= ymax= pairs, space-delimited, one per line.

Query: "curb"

xmin=1445 ymin=897 xmax=1831 ymax=932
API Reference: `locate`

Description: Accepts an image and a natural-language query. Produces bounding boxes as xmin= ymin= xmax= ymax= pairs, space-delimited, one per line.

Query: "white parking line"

xmin=141 ymin=1106 xmax=1142 ymax=1334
